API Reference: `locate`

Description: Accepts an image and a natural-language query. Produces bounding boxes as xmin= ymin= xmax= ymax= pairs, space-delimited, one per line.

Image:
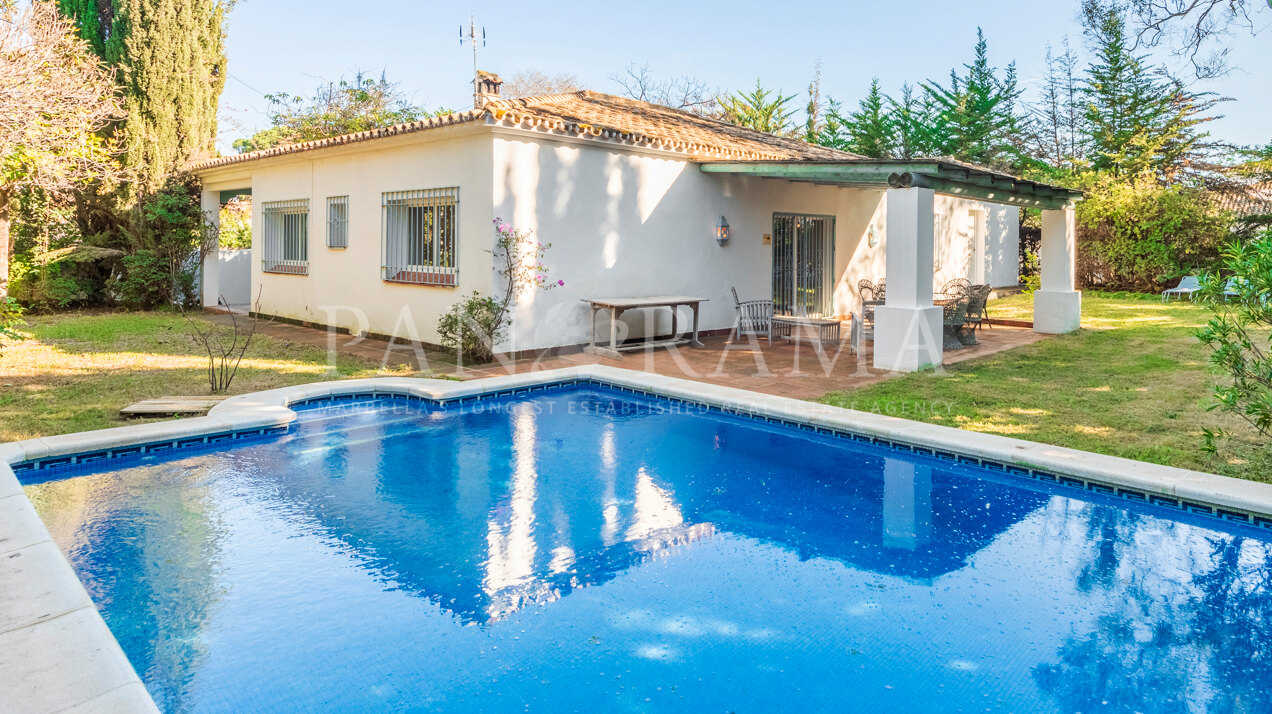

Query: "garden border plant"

xmin=438 ymin=218 xmax=562 ymax=364
xmin=1195 ymin=233 xmax=1272 ymax=450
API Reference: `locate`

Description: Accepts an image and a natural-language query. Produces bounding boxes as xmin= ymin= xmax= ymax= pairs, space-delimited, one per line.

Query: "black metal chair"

xmin=939 ymin=296 xmax=969 ymax=350
xmin=960 ymin=285 xmax=992 ymax=343
xmin=939 ymin=278 xmax=972 ymax=298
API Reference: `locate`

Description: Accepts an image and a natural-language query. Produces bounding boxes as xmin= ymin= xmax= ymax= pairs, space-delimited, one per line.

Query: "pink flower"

xmin=557 ymin=279 xmax=565 ymax=286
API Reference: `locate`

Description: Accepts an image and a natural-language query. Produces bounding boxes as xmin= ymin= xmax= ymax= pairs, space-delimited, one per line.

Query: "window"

xmin=381 ymin=188 xmax=458 ymax=286
xmin=327 ymin=196 xmax=349 ymax=248
xmin=261 ymin=199 xmax=308 ymax=275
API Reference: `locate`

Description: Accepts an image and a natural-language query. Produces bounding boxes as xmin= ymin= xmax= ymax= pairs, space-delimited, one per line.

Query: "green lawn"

xmin=821 ymin=292 xmax=1272 ymax=482
xmin=0 ymin=311 xmax=400 ymax=442
xmin=5 ymin=298 xmax=1268 ymax=483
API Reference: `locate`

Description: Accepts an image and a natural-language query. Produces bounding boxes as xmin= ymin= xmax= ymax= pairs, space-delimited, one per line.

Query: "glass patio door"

xmin=771 ymin=213 xmax=835 ymax=317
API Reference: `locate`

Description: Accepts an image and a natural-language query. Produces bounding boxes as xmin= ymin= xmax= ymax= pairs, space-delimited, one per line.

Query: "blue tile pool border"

xmin=6 ymin=366 xmax=1272 ymax=714
xmin=13 ymin=376 xmax=1272 ymax=533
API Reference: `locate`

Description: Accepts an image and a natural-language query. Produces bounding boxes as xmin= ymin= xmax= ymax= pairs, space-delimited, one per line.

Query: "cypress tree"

xmin=889 ymin=83 xmax=938 ymax=160
xmin=924 ymin=28 xmax=1025 ymax=168
xmin=57 ymin=0 xmax=227 ymax=191
xmin=839 ymin=78 xmax=897 ymax=158
xmin=1081 ymin=0 xmax=1218 ymax=178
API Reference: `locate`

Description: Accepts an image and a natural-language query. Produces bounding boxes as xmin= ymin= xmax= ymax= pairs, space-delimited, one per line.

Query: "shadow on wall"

xmin=495 ymin=140 xmax=888 ymax=352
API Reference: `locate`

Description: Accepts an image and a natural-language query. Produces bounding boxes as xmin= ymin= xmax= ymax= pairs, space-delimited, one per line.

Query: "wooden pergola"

xmin=700 ymin=159 xmax=1085 ymax=372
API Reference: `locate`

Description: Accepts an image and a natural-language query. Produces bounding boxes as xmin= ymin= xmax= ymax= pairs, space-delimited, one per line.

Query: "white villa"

xmin=192 ymin=74 xmax=1082 ymax=372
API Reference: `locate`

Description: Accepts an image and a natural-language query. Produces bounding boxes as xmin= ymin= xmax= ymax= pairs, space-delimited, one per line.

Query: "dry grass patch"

xmin=0 ymin=310 xmax=418 ymax=441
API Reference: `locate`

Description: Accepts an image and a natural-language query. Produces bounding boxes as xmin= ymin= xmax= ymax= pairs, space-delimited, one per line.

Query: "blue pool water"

xmin=19 ymin=385 xmax=1272 ymax=713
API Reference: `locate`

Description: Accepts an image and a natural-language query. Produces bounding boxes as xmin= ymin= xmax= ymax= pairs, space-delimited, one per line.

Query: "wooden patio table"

xmin=583 ymin=296 xmax=707 ymax=359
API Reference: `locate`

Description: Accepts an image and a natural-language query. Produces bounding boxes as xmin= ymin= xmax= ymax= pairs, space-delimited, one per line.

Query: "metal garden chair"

xmin=731 ymin=287 xmax=774 ymax=342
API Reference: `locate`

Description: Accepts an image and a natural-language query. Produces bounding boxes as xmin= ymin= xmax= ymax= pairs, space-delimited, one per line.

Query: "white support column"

xmin=200 ymin=188 xmax=221 ymax=309
xmin=1034 ymin=205 xmax=1081 ymax=334
xmin=874 ymin=187 xmax=943 ymax=372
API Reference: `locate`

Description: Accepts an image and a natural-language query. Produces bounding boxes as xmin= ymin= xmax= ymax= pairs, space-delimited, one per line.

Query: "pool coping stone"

xmin=3 ymin=365 xmax=1272 ymax=713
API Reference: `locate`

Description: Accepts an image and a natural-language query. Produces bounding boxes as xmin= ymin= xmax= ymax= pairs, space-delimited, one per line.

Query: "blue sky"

xmin=217 ymin=0 xmax=1271 ymax=153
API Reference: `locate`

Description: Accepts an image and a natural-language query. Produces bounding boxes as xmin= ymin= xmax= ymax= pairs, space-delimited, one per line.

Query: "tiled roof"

xmin=189 ymin=90 xmax=857 ymax=172
xmin=1212 ymin=181 xmax=1272 ymax=217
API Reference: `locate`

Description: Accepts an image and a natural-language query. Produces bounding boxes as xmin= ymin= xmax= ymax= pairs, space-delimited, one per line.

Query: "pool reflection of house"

xmin=262 ymin=393 xmax=1045 ymax=623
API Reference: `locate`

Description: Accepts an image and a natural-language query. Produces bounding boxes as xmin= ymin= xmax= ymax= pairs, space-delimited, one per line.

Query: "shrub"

xmin=113 ymin=249 xmax=172 ymax=309
xmin=1075 ymin=172 xmax=1230 ymax=291
xmin=1195 ymin=233 xmax=1272 ymax=445
xmin=1020 ymin=251 xmax=1041 ymax=295
xmin=0 ymin=296 xmax=24 ymax=355
xmin=437 ymin=218 xmax=562 ymax=364
xmin=113 ymin=176 xmax=215 ymax=309
xmin=437 ymin=291 xmax=505 ymax=364
xmin=8 ymin=247 xmax=118 ymax=311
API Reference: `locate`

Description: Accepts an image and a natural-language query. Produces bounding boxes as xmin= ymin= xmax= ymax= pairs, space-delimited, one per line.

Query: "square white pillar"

xmin=874 ymin=187 xmax=943 ymax=372
xmin=1034 ymin=206 xmax=1081 ymax=334
xmin=200 ymin=188 xmax=221 ymax=309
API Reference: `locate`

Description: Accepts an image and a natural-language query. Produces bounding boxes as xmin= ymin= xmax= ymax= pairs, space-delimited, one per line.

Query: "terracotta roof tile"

xmin=189 ymin=90 xmax=857 ymax=172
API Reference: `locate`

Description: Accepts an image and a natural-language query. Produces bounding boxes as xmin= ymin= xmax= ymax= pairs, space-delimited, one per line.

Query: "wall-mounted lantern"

xmin=715 ymin=215 xmax=730 ymax=246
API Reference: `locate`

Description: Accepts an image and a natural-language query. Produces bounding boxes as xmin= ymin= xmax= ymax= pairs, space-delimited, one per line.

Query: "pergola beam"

xmin=700 ymin=161 xmax=1081 ymax=210
xmin=888 ymin=172 xmax=1074 ymax=210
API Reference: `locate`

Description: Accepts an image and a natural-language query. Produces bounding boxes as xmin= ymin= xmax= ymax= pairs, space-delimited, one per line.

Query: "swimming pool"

xmin=14 ymin=376 xmax=1272 ymax=713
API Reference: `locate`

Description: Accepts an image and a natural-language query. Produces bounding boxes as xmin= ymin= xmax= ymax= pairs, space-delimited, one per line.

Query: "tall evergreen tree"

xmin=923 ymin=28 xmax=1025 ymax=168
xmin=889 ymin=83 xmax=938 ymax=160
xmin=57 ymin=0 xmax=228 ymax=191
xmin=837 ymin=78 xmax=897 ymax=158
xmin=1033 ymin=40 xmax=1086 ymax=172
xmin=813 ymin=98 xmax=847 ymax=150
xmin=1081 ymin=0 xmax=1219 ymax=178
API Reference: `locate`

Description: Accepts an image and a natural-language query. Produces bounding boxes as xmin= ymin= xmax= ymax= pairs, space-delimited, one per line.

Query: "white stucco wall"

xmin=197 ymin=126 xmax=1020 ymax=353
xmin=933 ymin=196 xmax=1020 ymax=291
xmin=217 ymin=249 xmax=252 ymax=308
xmin=220 ymin=127 xmax=496 ymax=343
xmin=493 ymin=132 xmax=1020 ymax=352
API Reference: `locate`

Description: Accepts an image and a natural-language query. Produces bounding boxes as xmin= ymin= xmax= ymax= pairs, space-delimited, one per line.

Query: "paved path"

xmin=204 ymin=311 xmax=1044 ymax=401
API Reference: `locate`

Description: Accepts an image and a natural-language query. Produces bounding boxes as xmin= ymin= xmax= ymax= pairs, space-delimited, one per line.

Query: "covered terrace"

xmin=700 ymin=159 xmax=1084 ymax=372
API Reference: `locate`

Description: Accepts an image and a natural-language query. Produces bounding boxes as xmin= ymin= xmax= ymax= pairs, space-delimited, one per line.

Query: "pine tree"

xmin=889 ymin=83 xmax=938 ymax=160
xmin=837 ymin=78 xmax=896 ymax=158
xmin=719 ymin=80 xmax=797 ymax=136
xmin=57 ymin=0 xmax=228 ymax=191
xmin=813 ymin=98 xmax=847 ymax=150
xmin=1078 ymin=0 xmax=1225 ymax=180
xmin=923 ymin=28 xmax=1025 ymax=168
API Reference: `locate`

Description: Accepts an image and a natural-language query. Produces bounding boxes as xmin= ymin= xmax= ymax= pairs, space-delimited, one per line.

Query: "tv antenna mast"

xmin=459 ymin=16 xmax=486 ymax=108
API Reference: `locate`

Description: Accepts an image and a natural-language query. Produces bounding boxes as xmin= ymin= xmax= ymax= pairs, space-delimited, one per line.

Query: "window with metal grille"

xmin=327 ymin=196 xmax=349 ymax=248
xmin=381 ymin=188 xmax=458 ymax=286
xmin=261 ymin=199 xmax=309 ymax=275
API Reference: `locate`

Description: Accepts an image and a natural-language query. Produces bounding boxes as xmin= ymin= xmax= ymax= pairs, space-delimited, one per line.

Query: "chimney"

xmin=475 ymin=70 xmax=502 ymax=108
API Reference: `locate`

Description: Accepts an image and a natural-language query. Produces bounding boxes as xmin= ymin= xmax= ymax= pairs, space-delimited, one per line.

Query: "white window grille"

xmin=327 ymin=196 xmax=349 ymax=248
xmin=261 ymin=199 xmax=309 ymax=275
xmin=381 ymin=188 xmax=458 ymax=286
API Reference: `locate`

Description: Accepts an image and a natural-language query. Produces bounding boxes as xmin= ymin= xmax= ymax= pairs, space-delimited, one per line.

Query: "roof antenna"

xmin=460 ymin=15 xmax=486 ymax=109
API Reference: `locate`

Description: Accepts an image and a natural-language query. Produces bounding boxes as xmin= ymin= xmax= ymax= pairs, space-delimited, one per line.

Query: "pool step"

xmin=120 ymin=396 xmax=227 ymax=417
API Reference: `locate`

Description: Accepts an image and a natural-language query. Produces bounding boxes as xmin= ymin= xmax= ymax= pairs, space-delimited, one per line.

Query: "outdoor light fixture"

xmin=715 ymin=215 xmax=730 ymax=246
